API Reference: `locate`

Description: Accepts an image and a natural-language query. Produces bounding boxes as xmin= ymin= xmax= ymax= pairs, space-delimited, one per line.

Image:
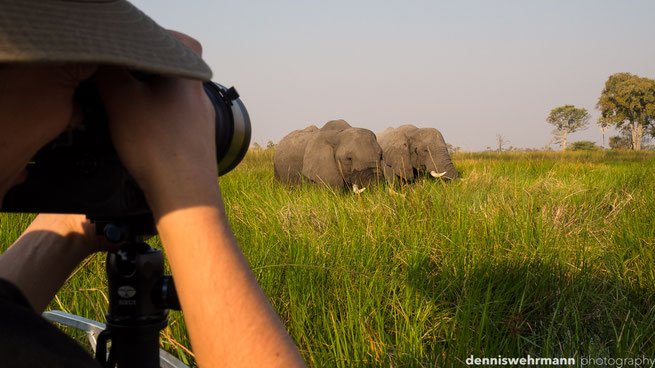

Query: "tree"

xmin=596 ymin=73 xmax=655 ymax=151
xmin=546 ymin=105 xmax=590 ymax=151
xmin=266 ymin=140 xmax=276 ymax=150
xmin=596 ymin=120 xmax=610 ymax=147
xmin=496 ymin=134 xmax=510 ymax=152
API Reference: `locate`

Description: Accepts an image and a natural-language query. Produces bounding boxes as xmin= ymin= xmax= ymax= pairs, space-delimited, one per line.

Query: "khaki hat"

xmin=0 ymin=0 xmax=212 ymax=80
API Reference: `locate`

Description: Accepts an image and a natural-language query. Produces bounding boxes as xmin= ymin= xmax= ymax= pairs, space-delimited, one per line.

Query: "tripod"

xmin=44 ymin=216 xmax=186 ymax=368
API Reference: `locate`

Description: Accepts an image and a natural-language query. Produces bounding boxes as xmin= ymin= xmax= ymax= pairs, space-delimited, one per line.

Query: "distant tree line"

xmin=546 ymin=72 xmax=655 ymax=151
xmin=251 ymin=140 xmax=277 ymax=150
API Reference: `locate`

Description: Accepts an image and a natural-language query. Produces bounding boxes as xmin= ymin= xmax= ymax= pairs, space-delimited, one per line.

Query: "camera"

xmin=1 ymin=79 xmax=251 ymax=219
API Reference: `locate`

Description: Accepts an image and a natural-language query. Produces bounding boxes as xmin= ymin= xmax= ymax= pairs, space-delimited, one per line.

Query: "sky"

xmin=131 ymin=0 xmax=655 ymax=151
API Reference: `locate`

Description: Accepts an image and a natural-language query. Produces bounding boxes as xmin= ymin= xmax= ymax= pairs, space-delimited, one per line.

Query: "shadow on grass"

xmin=405 ymin=256 xmax=655 ymax=364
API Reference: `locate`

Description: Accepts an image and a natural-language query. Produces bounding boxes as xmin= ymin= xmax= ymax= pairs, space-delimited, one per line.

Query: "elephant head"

xmin=301 ymin=128 xmax=383 ymax=190
xmin=406 ymin=127 xmax=457 ymax=180
xmin=378 ymin=124 xmax=457 ymax=181
xmin=377 ymin=128 xmax=414 ymax=182
xmin=321 ymin=119 xmax=351 ymax=131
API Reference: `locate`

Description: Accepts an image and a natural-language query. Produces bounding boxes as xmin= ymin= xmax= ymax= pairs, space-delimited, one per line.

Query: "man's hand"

xmin=0 ymin=214 xmax=113 ymax=312
xmin=22 ymin=214 xmax=117 ymax=256
xmin=94 ymin=32 xmax=218 ymax=218
xmin=0 ymin=64 xmax=96 ymax=201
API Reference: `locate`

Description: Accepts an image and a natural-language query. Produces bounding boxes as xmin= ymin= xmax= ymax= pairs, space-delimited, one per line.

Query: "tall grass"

xmin=1 ymin=150 xmax=654 ymax=367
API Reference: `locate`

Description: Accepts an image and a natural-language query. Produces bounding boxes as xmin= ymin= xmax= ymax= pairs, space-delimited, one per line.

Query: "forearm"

xmin=95 ymin=47 xmax=305 ymax=365
xmin=0 ymin=215 xmax=91 ymax=312
xmin=156 ymin=204 xmax=306 ymax=367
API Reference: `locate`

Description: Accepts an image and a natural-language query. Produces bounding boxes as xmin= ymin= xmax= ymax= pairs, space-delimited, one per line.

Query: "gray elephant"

xmin=377 ymin=124 xmax=457 ymax=182
xmin=274 ymin=120 xmax=383 ymax=191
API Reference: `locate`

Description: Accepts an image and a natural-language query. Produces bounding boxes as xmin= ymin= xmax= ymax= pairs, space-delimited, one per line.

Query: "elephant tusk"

xmin=388 ymin=187 xmax=406 ymax=198
xmin=430 ymin=170 xmax=447 ymax=178
xmin=352 ymin=184 xmax=366 ymax=194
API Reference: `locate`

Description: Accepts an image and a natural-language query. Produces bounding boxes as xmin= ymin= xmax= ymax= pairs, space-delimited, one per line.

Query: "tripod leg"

xmin=95 ymin=329 xmax=111 ymax=367
xmin=42 ymin=310 xmax=105 ymax=353
xmin=43 ymin=310 xmax=190 ymax=368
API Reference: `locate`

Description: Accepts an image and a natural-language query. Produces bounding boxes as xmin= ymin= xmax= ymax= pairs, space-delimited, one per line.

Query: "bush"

xmin=570 ymin=140 xmax=599 ymax=151
xmin=609 ymin=135 xmax=632 ymax=150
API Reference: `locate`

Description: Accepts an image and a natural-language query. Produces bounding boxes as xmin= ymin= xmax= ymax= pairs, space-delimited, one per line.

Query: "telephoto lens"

xmin=1 ymin=80 xmax=251 ymax=217
xmin=203 ymin=82 xmax=251 ymax=175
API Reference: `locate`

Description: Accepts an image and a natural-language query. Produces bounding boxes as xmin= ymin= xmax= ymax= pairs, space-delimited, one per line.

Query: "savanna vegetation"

xmin=1 ymin=149 xmax=654 ymax=367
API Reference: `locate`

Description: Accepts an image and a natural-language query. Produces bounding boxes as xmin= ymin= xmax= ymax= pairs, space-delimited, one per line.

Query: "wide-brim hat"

xmin=0 ymin=0 xmax=212 ymax=80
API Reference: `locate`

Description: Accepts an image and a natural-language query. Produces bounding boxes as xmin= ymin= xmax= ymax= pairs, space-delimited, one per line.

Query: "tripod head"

xmin=92 ymin=215 xmax=180 ymax=368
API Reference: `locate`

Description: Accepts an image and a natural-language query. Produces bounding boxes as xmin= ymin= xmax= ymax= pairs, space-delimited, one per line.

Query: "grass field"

xmin=1 ymin=150 xmax=654 ymax=367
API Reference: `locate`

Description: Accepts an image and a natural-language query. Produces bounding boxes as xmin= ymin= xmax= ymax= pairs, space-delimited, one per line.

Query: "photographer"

xmin=0 ymin=1 xmax=305 ymax=367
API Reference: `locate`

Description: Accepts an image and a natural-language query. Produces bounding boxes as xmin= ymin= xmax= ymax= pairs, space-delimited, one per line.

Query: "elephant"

xmin=273 ymin=125 xmax=319 ymax=185
xmin=273 ymin=120 xmax=383 ymax=191
xmin=320 ymin=119 xmax=352 ymax=131
xmin=376 ymin=124 xmax=457 ymax=182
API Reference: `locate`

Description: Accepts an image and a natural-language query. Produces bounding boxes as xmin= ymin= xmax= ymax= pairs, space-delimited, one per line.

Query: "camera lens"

xmin=202 ymin=82 xmax=251 ymax=176
xmin=1 ymin=80 xmax=252 ymax=218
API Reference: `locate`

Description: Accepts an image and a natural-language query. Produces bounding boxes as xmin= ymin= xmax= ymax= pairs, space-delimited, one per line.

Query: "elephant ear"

xmin=379 ymin=129 xmax=413 ymax=182
xmin=301 ymin=131 xmax=344 ymax=189
xmin=405 ymin=128 xmax=422 ymax=168
xmin=382 ymin=143 xmax=413 ymax=182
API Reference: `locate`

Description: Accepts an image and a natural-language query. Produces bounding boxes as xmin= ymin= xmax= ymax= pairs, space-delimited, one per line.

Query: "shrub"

xmin=570 ymin=140 xmax=598 ymax=151
xmin=609 ymin=135 xmax=632 ymax=150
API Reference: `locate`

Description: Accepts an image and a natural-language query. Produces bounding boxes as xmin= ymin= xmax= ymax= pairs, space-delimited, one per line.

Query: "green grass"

xmin=1 ymin=150 xmax=654 ymax=367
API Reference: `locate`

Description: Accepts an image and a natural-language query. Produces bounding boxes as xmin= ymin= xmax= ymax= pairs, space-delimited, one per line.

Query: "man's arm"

xmin=0 ymin=63 xmax=102 ymax=313
xmin=0 ymin=214 xmax=103 ymax=312
xmin=95 ymin=32 xmax=306 ymax=367
xmin=156 ymin=198 xmax=306 ymax=367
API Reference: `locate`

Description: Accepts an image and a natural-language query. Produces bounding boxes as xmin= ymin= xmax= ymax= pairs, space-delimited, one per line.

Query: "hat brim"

xmin=0 ymin=0 xmax=212 ymax=81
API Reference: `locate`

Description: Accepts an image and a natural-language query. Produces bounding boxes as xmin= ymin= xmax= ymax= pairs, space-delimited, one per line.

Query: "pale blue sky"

xmin=131 ymin=0 xmax=655 ymax=151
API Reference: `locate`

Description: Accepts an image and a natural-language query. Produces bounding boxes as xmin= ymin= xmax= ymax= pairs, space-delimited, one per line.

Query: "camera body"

xmin=1 ymin=80 xmax=250 ymax=220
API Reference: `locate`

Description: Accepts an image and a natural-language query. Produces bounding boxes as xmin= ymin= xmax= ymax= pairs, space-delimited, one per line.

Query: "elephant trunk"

xmin=349 ymin=167 xmax=382 ymax=188
xmin=426 ymin=145 xmax=457 ymax=180
xmin=389 ymin=157 xmax=414 ymax=182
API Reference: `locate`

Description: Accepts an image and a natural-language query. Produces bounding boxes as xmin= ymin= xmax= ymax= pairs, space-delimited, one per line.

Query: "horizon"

xmin=131 ymin=0 xmax=655 ymax=151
